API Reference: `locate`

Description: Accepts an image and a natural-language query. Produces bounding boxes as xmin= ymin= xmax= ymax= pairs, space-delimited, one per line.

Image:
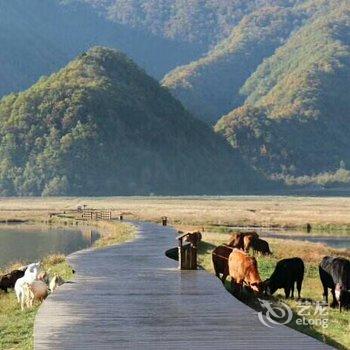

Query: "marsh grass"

xmin=197 ymin=231 xmax=350 ymax=349
xmin=0 ymin=196 xmax=350 ymax=232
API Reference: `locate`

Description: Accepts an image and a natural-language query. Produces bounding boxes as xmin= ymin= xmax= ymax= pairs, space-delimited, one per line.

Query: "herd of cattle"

xmin=0 ymin=262 xmax=65 ymax=310
xmin=212 ymin=231 xmax=350 ymax=311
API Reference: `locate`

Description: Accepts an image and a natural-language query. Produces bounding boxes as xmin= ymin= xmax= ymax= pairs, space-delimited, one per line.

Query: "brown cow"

xmin=0 ymin=270 xmax=25 ymax=293
xmin=228 ymin=231 xmax=259 ymax=252
xmin=228 ymin=249 xmax=262 ymax=293
xmin=185 ymin=231 xmax=202 ymax=247
xmin=243 ymin=235 xmax=255 ymax=252
xmin=212 ymin=245 xmax=233 ymax=284
xmin=227 ymin=233 xmax=244 ymax=249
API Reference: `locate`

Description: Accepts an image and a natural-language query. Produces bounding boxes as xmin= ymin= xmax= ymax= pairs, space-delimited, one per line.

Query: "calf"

xmin=0 ymin=270 xmax=25 ymax=293
xmin=319 ymin=256 xmax=350 ymax=307
xmin=228 ymin=248 xmax=262 ymax=293
xmin=212 ymin=245 xmax=232 ymax=284
xmin=265 ymin=257 xmax=304 ymax=298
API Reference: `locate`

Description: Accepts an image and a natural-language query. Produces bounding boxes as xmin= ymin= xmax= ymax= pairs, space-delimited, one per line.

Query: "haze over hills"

xmin=0 ymin=0 xmax=204 ymax=96
xmin=0 ymin=0 xmax=302 ymax=97
xmin=0 ymin=47 xmax=262 ymax=196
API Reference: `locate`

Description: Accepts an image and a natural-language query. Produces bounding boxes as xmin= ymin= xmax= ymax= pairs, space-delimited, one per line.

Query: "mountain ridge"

xmin=0 ymin=47 xmax=264 ymax=196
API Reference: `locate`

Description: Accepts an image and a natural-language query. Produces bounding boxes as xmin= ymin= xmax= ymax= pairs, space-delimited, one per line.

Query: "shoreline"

xmin=0 ymin=218 xmax=136 ymax=350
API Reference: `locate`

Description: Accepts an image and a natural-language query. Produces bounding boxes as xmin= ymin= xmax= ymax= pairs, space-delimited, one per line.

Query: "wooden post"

xmin=120 ymin=214 xmax=123 ymax=221
xmin=178 ymin=236 xmax=183 ymax=270
xmin=177 ymin=232 xmax=200 ymax=270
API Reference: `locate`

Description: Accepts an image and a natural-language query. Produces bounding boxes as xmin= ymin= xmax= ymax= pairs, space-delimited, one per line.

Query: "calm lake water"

xmin=261 ymin=231 xmax=350 ymax=250
xmin=0 ymin=224 xmax=99 ymax=268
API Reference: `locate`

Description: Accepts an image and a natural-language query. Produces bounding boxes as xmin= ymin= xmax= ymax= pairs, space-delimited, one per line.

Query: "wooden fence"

xmin=82 ymin=210 xmax=112 ymax=221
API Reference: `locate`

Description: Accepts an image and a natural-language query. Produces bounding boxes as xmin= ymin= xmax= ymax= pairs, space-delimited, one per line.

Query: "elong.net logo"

xmin=257 ymin=298 xmax=329 ymax=329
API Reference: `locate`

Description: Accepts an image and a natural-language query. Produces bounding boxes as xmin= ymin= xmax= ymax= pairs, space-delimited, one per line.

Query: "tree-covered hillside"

xmin=0 ymin=47 xmax=262 ymax=196
xmin=162 ymin=6 xmax=304 ymax=123
xmin=82 ymin=0 xmax=296 ymax=48
xmin=1 ymin=0 xmax=350 ymax=187
xmin=215 ymin=3 xmax=350 ymax=178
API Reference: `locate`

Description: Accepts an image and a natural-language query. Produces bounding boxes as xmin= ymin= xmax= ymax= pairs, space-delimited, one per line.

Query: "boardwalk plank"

xmin=34 ymin=222 xmax=332 ymax=349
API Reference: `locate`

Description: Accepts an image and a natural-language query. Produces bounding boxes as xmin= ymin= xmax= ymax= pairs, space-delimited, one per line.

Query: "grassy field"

xmin=0 ymin=196 xmax=350 ymax=231
xmin=197 ymin=231 xmax=350 ymax=349
xmin=0 ymin=220 xmax=135 ymax=350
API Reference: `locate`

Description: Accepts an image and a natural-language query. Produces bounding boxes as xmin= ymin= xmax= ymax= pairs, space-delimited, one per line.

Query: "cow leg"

xmin=221 ymin=272 xmax=228 ymax=285
xmin=213 ymin=262 xmax=220 ymax=279
xmin=230 ymin=278 xmax=235 ymax=292
xmin=297 ymin=278 xmax=302 ymax=299
xmin=330 ymin=288 xmax=338 ymax=308
xmin=284 ymin=287 xmax=291 ymax=298
xmin=322 ymin=285 xmax=328 ymax=304
xmin=291 ymin=282 xmax=295 ymax=299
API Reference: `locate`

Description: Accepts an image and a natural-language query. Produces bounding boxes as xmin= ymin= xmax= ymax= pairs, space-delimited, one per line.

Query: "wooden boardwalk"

xmin=34 ymin=222 xmax=331 ymax=349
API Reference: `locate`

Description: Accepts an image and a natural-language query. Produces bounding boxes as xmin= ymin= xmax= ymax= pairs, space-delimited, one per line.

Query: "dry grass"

xmin=91 ymin=221 xmax=136 ymax=248
xmin=0 ymin=196 xmax=350 ymax=231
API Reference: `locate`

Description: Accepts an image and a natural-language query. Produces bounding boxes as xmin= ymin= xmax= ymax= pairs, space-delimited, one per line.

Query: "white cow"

xmin=15 ymin=262 xmax=41 ymax=303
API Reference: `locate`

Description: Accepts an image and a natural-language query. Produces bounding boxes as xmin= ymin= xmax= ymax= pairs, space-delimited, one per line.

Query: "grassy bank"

xmin=198 ymin=231 xmax=350 ymax=349
xmin=0 ymin=220 xmax=135 ymax=350
xmin=0 ymin=196 xmax=349 ymax=233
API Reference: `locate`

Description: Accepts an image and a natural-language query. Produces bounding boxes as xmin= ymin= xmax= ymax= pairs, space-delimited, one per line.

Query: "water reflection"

xmin=0 ymin=224 xmax=99 ymax=268
xmin=261 ymin=231 xmax=350 ymax=250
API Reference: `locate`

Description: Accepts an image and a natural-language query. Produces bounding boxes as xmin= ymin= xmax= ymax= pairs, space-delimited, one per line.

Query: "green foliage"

xmin=0 ymin=47 xmax=263 ymax=196
xmin=85 ymin=0 xmax=296 ymax=47
xmin=163 ymin=6 xmax=304 ymax=123
xmin=2 ymin=0 xmax=349 ymax=185
xmin=214 ymin=1 xmax=350 ymax=181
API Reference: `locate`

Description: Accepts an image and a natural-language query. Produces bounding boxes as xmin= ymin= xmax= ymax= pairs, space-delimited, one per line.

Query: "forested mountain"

xmin=81 ymin=0 xmax=290 ymax=48
xmin=215 ymin=3 xmax=350 ymax=179
xmin=0 ymin=47 xmax=262 ymax=196
xmin=162 ymin=7 xmax=304 ymax=123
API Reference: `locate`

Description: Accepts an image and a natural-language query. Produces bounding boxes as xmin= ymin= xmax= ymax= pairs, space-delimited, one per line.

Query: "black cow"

xmin=319 ymin=256 xmax=350 ymax=308
xmin=265 ymin=257 xmax=304 ymax=298
xmin=251 ymin=238 xmax=272 ymax=256
xmin=0 ymin=269 xmax=25 ymax=293
xmin=336 ymin=283 xmax=350 ymax=312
